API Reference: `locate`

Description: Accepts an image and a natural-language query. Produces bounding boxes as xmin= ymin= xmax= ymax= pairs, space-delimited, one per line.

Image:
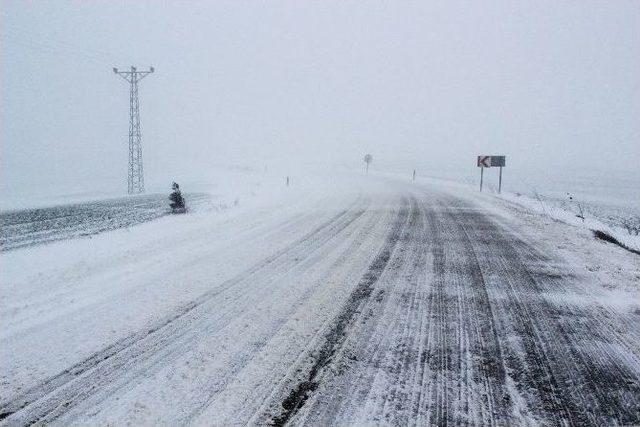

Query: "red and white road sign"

xmin=477 ymin=155 xmax=506 ymax=193
xmin=477 ymin=156 xmax=491 ymax=167
xmin=477 ymin=155 xmax=506 ymax=167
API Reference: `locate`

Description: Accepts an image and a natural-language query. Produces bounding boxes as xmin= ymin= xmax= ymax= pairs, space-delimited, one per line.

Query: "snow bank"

xmin=397 ymin=171 xmax=640 ymax=253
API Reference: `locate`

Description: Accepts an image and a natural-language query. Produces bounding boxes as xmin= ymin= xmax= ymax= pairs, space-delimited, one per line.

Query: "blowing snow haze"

xmin=1 ymin=1 xmax=640 ymax=202
xmin=3 ymin=2 xmax=640 ymax=426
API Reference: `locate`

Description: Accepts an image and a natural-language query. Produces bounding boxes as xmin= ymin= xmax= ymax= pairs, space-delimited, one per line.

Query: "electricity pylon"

xmin=113 ymin=66 xmax=154 ymax=194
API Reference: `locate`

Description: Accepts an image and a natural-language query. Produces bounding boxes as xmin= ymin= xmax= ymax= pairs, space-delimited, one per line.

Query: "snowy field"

xmin=420 ymin=168 xmax=640 ymax=249
xmin=0 ymin=193 xmax=214 ymax=252
xmin=388 ymin=166 xmax=640 ymax=254
xmin=496 ymin=170 xmax=640 ymax=252
xmin=0 ymin=172 xmax=638 ymax=426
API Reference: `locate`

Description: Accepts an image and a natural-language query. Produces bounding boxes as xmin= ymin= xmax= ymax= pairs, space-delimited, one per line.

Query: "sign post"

xmin=477 ymin=155 xmax=506 ymax=193
xmin=477 ymin=156 xmax=490 ymax=191
xmin=364 ymin=154 xmax=373 ymax=173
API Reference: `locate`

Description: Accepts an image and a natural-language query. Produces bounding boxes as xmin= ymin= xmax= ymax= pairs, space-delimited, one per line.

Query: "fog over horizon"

xmin=2 ymin=1 xmax=639 ymax=204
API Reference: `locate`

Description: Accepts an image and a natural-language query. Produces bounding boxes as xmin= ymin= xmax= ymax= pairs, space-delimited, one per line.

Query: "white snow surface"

xmin=1 ymin=172 xmax=638 ymax=425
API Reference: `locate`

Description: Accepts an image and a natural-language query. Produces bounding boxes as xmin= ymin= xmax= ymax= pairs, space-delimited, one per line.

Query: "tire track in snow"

xmin=263 ymin=197 xmax=412 ymax=426
xmin=66 ymin=200 xmax=384 ymax=425
xmin=280 ymin=189 xmax=640 ymax=426
xmin=174 ymin=203 xmax=390 ymax=425
xmin=293 ymin=194 xmax=513 ymax=426
xmin=0 ymin=205 xmax=368 ymax=425
xmin=426 ymin=200 xmax=511 ymax=426
xmin=332 ymin=196 xmax=428 ymax=425
xmin=448 ymin=197 xmax=640 ymax=425
xmin=373 ymin=198 xmax=429 ymax=425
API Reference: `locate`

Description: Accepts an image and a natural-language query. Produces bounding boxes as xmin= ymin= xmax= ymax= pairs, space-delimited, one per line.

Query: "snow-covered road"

xmin=1 ymin=176 xmax=638 ymax=426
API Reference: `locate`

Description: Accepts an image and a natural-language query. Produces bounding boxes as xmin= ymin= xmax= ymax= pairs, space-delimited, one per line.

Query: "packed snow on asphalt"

xmin=1 ymin=173 xmax=639 ymax=426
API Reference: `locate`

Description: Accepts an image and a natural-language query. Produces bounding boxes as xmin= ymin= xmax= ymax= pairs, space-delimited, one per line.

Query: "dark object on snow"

xmin=593 ymin=229 xmax=640 ymax=256
xmin=169 ymin=182 xmax=187 ymax=214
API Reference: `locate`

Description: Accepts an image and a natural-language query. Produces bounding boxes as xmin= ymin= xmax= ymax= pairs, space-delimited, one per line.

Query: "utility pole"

xmin=113 ymin=66 xmax=154 ymax=194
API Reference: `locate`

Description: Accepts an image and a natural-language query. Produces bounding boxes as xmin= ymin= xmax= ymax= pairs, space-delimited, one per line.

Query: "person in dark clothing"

xmin=169 ymin=182 xmax=186 ymax=212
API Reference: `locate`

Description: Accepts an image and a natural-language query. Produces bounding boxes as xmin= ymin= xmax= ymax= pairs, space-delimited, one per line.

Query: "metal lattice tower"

xmin=113 ymin=66 xmax=154 ymax=194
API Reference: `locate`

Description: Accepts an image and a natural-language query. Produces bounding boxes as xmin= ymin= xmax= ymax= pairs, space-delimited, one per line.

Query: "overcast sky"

xmin=2 ymin=1 xmax=639 ymax=199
